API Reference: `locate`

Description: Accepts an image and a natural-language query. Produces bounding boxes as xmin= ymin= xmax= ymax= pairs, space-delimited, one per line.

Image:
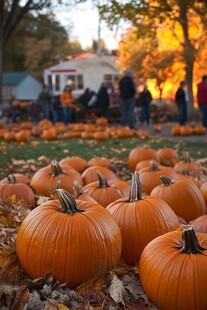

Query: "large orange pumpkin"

xmin=16 ymin=189 xmax=122 ymax=288
xmin=107 ymin=172 xmax=179 ymax=265
xmin=139 ymin=227 xmax=207 ymax=310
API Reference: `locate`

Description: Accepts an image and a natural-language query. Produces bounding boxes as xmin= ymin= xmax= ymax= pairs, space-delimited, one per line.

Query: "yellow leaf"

xmin=58 ymin=304 xmax=70 ymax=310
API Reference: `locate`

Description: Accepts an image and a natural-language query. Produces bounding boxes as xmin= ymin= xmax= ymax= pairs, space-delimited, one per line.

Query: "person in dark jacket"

xmin=175 ymin=81 xmax=187 ymax=125
xmin=197 ymin=75 xmax=207 ymax=128
xmin=139 ymin=84 xmax=152 ymax=125
xmin=38 ymin=85 xmax=52 ymax=120
xmin=97 ymin=83 xmax=110 ymax=118
xmin=119 ymin=70 xmax=136 ymax=128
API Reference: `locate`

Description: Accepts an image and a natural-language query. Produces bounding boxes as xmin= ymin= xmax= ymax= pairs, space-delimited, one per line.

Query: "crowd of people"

xmin=8 ymin=71 xmax=207 ymax=129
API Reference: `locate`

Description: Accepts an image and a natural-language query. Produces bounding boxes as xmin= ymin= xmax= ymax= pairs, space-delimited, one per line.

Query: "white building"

xmin=43 ymin=52 xmax=120 ymax=98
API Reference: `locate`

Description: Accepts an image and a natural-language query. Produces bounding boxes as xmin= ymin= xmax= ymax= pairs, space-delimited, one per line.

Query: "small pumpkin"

xmin=128 ymin=147 xmax=159 ymax=170
xmin=156 ymin=147 xmax=179 ymax=166
xmin=139 ymin=227 xmax=207 ymax=310
xmin=151 ymin=176 xmax=206 ymax=222
xmin=16 ymin=188 xmax=122 ymax=288
xmin=0 ymin=173 xmax=30 ymax=185
xmin=138 ymin=160 xmax=178 ymax=194
xmin=81 ymin=165 xmax=117 ymax=185
xmin=83 ymin=171 xmax=124 ymax=207
xmin=30 ymin=160 xmax=83 ymax=197
xmin=173 ymin=151 xmax=198 ymax=174
xmin=0 ymin=174 xmax=35 ymax=208
xmin=60 ymin=156 xmax=88 ymax=173
xmin=87 ymin=157 xmax=110 ymax=168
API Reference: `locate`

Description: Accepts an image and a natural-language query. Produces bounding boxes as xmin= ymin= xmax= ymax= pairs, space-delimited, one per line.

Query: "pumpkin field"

xmin=1 ymin=119 xmax=207 ymax=309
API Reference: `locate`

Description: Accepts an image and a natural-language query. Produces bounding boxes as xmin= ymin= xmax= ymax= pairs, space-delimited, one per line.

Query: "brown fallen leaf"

xmin=11 ymin=285 xmax=30 ymax=310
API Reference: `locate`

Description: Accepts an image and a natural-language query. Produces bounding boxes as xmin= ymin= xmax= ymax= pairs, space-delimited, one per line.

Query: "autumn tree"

xmin=0 ymin=0 xmax=71 ymax=104
xmin=141 ymin=50 xmax=176 ymax=101
xmin=93 ymin=0 xmax=207 ymax=115
xmin=4 ymin=12 xmax=81 ymax=81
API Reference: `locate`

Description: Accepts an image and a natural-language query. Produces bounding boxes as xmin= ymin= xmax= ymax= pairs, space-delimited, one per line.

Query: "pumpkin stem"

xmin=181 ymin=167 xmax=191 ymax=176
xmin=183 ymin=151 xmax=191 ymax=163
xmin=97 ymin=171 xmax=109 ymax=188
xmin=56 ymin=188 xmax=85 ymax=214
xmin=129 ymin=171 xmax=142 ymax=201
xmin=160 ymin=175 xmax=173 ymax=186
xmin=177 ymin=226 xmax=207 ymax=255
xmin=192 ymin=168 xmax=202 ymax=180
xmin=7 ymin=174 xmax=16 ymax=184
xmin=149 ymin=160 xmax=160 ymax=171
xmin=73 ymin=180 xmax=84 ymax=198
xmin=51 ymin=160 xmax=65 ymax=177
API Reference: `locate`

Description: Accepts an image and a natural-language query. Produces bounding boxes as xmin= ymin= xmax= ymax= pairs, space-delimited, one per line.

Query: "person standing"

xmin=38 ymin=85 xmax=52 ymax=120
xmin=139 ymin=84 xmax=152 ymax=125
xmin=175 ymin=81 xmax=188 ymax=125
xmin=119 ymin=70 xmax=136 ymax=129
xmin=197 ymin=75 xmax=207 ymax=128
xmin=97 ymin=82 xmax=110 ymax=118
xmin=60 ymin=85 xmax=75 ymax=125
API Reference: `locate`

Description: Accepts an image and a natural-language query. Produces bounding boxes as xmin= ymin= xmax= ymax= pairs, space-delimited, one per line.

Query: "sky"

xmin=56 ymin=2 xmax=128 ymax=50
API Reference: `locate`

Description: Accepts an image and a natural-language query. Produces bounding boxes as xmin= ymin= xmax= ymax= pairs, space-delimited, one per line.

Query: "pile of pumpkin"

xmin=0 ymin=117 xmax=152 ymax=142
xmin=171 ymin=124 xmax=207 ymax=136
xmin=1 ymin=146 xmax=207 ymax=309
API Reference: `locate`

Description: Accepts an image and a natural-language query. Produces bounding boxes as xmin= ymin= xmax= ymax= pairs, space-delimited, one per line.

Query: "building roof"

xmin=3 ymin=72 xmax=32 ymax=85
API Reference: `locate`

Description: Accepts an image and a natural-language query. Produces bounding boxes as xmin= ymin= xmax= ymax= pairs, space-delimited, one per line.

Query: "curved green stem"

xmin=56 ymin=188 xmax=85 ymax=214
xmin=7 ymin=174 xmax=16 ymax=184
xmin=97 ymin=171 xmax=109 ymax=188
xmin=129 ymin=171 xmax=142 ymax=201
xmin=181 ymin=167 xmax=191 ymax=176
xmin=148 ymin=160 xmax=160 ymax=171
xmin=160 ymin=175 xmax=173 ymax=186
xmin=177 ymin=226 xmax=207 ymax=255
xmin=73 ymin=180 xmax=84 ymax=198
xmin=51 ymin=160 xmax=65 ymax=177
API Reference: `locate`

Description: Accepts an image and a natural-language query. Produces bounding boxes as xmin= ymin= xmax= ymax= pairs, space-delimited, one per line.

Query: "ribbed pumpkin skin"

xmin=59 ymin=157 xmax=88 ymax=173
xmin=151 ymin=178 xmax=206 ymax=222
xmin=0 ymin=173 xmax=30 ymax=185
xmin=16 ymin=199 xmax=122 ymax=288
xmin=139 ymin=230 xmax=207 ymax=310
xmin=128 ymin=147 xmax=159 ymax=170
xmin=81 ymin=166 xmax=117 ymax=185
xmin=107 ymin=196 xmax=179 ymax=265
xmin=83 ymin=181 xmax=124 ymax=208
xmin=138 ymin=166 xmax=178 ymax=194
xmin=30 ymin=163 xmax=83 ymax=197
xmin=0 ymin=183 xmax=35 ymax=208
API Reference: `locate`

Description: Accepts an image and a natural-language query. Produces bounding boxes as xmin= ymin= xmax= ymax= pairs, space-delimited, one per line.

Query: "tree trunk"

xmin=179 ymin=3 xmax=196 ymax=118
xmin=185 ymin=60 xmax=194 ymax=117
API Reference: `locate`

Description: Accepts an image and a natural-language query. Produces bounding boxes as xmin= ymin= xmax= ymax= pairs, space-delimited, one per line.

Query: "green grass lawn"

xmin=1 ymin=135 xmax=207 ymax=179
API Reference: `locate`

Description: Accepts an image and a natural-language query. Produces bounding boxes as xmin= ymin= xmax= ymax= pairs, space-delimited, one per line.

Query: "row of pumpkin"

xmin=1 ymin=146 xmax=207 ymax=309
xmin=0 ymin=117 xmax=206 ymax=142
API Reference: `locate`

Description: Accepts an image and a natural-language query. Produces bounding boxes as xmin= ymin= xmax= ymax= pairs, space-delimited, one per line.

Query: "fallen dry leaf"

xmin=11 ymin=285 xmax=30 ymax=310
xmin=108 ymin=274 xmax=127 ymax=304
